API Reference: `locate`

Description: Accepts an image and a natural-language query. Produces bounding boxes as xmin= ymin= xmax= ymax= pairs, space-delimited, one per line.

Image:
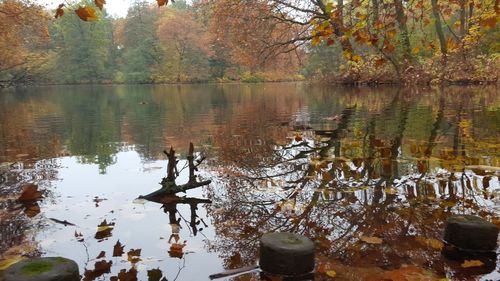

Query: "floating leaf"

xmin=360 ymin=235 xmax=383 ymax=244
xmin=75 ymin=6 xmax=99 ymax=21
xmin=83 ymin=260 xmax=112 ymax=280
xmin=326 ymin=270 xmax=337 ymax=277
xmin=113 ymin=240 xmax=125 ymax=257
xmin=294 ymin=134 xmax=303 ymax=142
xmin=18 ymin=184 xmax=42 ymax=202
xmin=147 ymin=268 xmax=164 ymax=281
xmin=95 ymin=219 xmax=115 ymax=240
xmin=117 ymin=267 xmax=138 ymax=281
xmin=96 ymin=251 xmax=106 ymax=259
xmin=461 ymin=260 xmax=484 ymax=268
xmin=127 ymin=248 xmax=141 ymax=263
xmin=415 ymin=237 xmax=444 ymax=250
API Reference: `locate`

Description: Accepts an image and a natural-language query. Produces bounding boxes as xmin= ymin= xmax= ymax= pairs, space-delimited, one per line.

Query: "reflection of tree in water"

xmin=156 ymin=196 xmax=211 ymax=259
xmin=0 ymin=159 xmax=59 ymax=261
xmin=205 ymin=89 xmax=500 ymax=278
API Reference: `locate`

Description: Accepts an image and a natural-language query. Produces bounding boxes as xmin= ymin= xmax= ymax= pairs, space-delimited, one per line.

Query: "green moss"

xmin=54 ymin=257 xmax=68 ymax=264
xmin=283 ymin=235 xmax=302 ymax=245
xmin=21 ymin=260 xmax=53 ymax=276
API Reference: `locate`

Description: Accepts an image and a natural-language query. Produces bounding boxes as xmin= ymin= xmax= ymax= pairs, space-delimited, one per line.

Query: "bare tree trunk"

xmin=371 ymin=0 xmax=379 ymax=27
xmin=431 ymin=0 xmax=448 ymax=57
xmin=393 ymin=0 xmax=413 ymax=64
xmin=459 ymin=0 xmax=466 ymax=37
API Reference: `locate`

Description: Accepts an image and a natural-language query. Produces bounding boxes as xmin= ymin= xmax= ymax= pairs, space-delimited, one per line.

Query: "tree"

xmin=49 ymin=0 xmax=114 ymax=82
xmin=117 ymin=1 xmax=162 ymax=82
xmin=156 ymin=9 xmax=210 ymax=82
xmin=0 ymin=0 xmax=50 ymax=87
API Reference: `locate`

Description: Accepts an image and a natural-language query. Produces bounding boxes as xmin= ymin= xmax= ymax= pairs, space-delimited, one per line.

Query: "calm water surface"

xmin=0 ymin=84 xmax=499 ymax=280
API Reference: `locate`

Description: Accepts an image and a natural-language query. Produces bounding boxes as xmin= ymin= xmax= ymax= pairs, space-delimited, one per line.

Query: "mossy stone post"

xmin=443 ymin=215 xmax=499 ymax=251
xmin=2 ymin=257 xmax=79 ymax=281
xmin=259 ymin=232 xmax=315 ymax=276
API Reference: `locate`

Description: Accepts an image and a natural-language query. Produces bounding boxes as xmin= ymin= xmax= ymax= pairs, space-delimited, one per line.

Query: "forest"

xmin=0 ymin=0 xmax=498 ymax=86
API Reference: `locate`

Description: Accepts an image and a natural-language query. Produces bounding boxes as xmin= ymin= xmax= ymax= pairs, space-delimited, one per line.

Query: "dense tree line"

xmin=0 ymin=0 xmax=498 ymax=87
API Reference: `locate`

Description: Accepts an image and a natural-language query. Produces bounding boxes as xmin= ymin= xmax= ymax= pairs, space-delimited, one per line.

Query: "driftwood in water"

xmin=139 ymin=143 xmax=211 ymax=200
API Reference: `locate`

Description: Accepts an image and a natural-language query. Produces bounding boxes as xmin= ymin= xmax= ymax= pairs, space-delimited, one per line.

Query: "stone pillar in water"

xmin=259 ymin=232 xmax=315 ymax=276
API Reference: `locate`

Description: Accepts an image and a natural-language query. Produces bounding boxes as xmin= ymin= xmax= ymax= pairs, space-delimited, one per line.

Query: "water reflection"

xmin=0 ymin=84 xmax=499 ymax=280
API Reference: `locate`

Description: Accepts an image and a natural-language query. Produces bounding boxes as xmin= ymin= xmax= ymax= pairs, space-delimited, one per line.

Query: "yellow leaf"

xmin=412 ymin=47 xmax=420 ymax=54
xmin=311 ymin=36 xmax=321 ymax=46
xmin=416 ymin=237 xmax=444 ymax=250
xmin=461 ymin=260 xmax=484 ymax=268
xmin=75 ymin=6 xmax=99 ymax=21
xmin=351 ymin=54 xmax=362 ymax=63
xmin=0 ymin=256 xmax=26 ymax=270
xmin=387 ymin=29 xmax=397 ymax=39
xmin=326 ymin=270 xmax=337 ymax=277
xmin=360 ymin=235 xmax=383 ymax=244
xmin=342 ymin=50 xmax=352 ymax=60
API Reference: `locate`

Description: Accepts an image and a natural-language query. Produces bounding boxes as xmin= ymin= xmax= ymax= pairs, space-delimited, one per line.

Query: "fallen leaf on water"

xmin=127 ymin=248 xmax=141 ymax=263
xmin=24 ymin=203 xmax=40 ymax=217
xmin=461 ymin=260 xmax=484 ymax=268
xmin=95 ymin=219 xmax=115 ymax=240
xmin=326 ymin=270 xmax=337 ymax=277
xmin=147 ymin=268 xmax=164 ymax=281
xmin=415 ymin=237 xmax=444 ymax=251
xmin=18 ymin=184 xmax=42 ymax=201
xmin=113 ymin=240 xmax=125 ymax=257
xmin=117 ymin=267 xmax=138 ymax=281
xmin=75 ymin=231 xmax=84 ymax=242
xmin=83 ymin=260 xmax=112 ymax=281
xmin=368 ymin=265 xmax=435 ymax=281
xmin=360 ymin=235 xmax=383 ymax=244
xmin=96 ymin=251 xmax=105 ymax=259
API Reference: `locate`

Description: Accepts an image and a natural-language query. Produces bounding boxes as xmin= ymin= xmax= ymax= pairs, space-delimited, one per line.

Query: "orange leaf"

xmin=112 ymin=240 xmax=124 ymax=257
xmin=294 ymin=135 xmax=303 ymax=142
xmin=311 ymin=36 xmax=321 ymax=46
xmin=374 ymin=58 xmax=387 ymax=67
xmin=18 ymin=184 xmax=43 ymax=201
xmin=461 ymin=260 xmax=484 ymax=268
xmin=383 ymin=43 xmax=396 ymax=53
xmin=55 ymin=4 xmax=64 ymax=19
xmin=75 ymin=6 xmax=99 ymax=21
xmin=95 ymin=0 xmax=106 ymax=11
xmin=360 ymin=235 xmax=383 ymax=244
xmin=157 ymin=0 xmax=168 ymax=7
xmin=127 ymin=248 xmax=141 ymax=263
xmin=479 ymin=17 xmax=496 ymax=28
xmin=387 ymin=29 xmax=397 ymax=39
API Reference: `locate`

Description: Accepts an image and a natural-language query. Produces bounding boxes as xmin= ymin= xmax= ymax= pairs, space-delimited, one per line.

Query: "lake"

xmin=0 ymin=83 xmax=499 ymax=280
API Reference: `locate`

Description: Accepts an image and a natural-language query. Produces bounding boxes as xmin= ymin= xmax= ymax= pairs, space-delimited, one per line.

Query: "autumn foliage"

xmin=1 ymin=0 xmax=498 ymax=86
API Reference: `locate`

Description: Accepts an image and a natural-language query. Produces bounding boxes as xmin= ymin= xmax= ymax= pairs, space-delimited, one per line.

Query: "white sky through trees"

xmin=43 ymin=0 xmax=178 ymax=18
